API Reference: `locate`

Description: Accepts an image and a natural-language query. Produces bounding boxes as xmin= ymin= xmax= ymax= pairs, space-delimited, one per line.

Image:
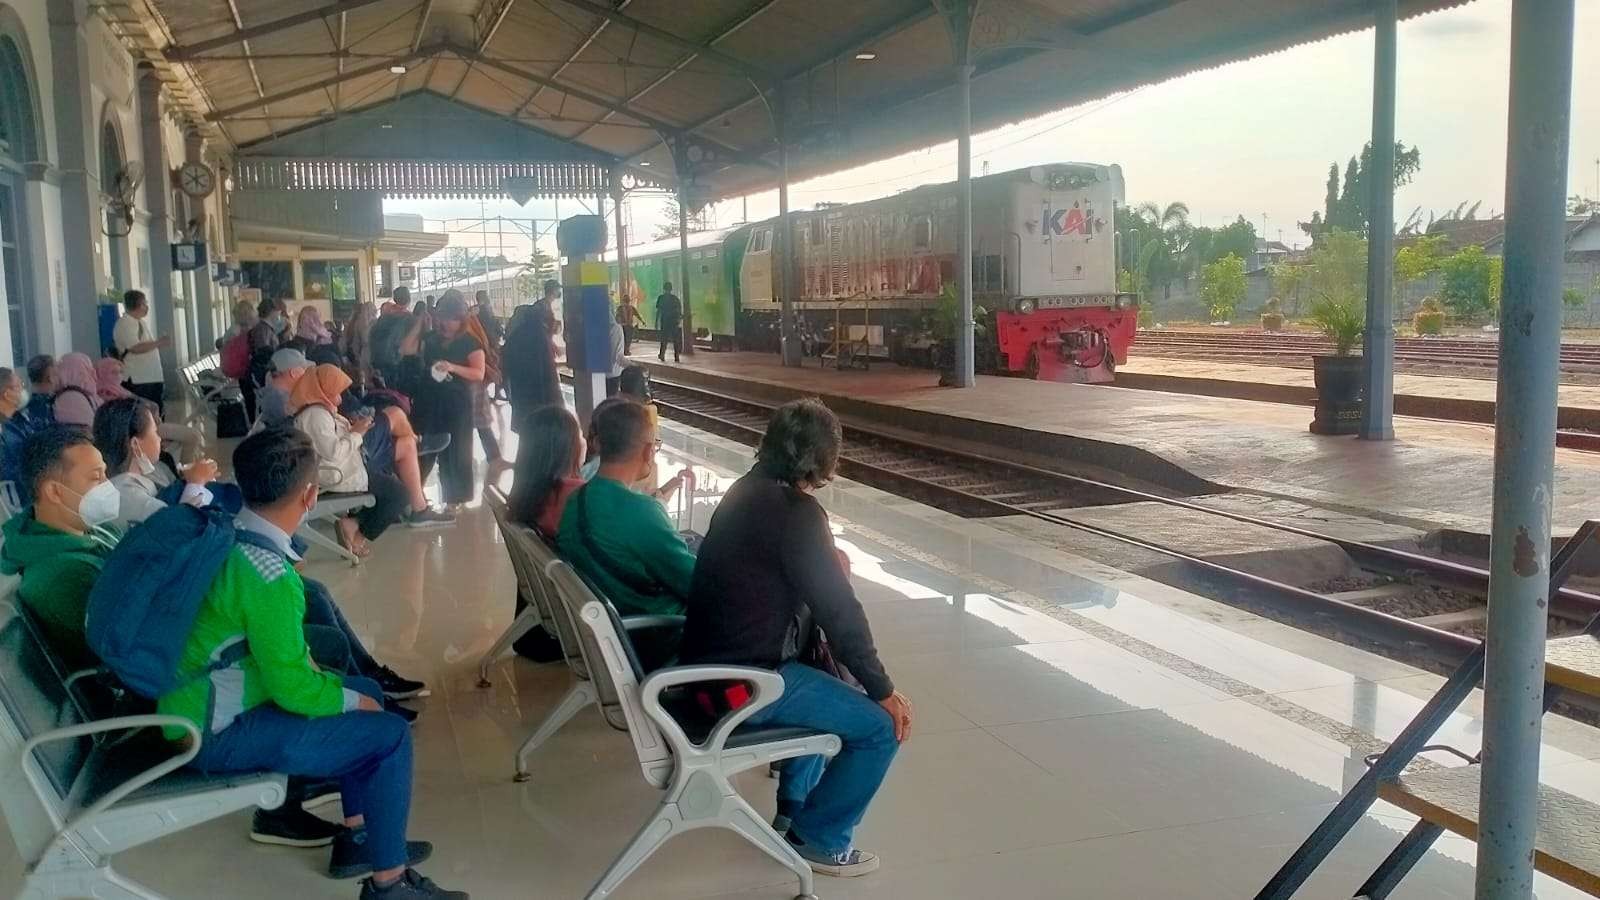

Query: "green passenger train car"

xmin=607 ymin=225 xmax=749 ymax=351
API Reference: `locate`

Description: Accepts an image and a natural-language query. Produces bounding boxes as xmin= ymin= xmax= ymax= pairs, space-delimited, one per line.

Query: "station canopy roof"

xmin=104 ymin=0 xmax=1469 ymax=203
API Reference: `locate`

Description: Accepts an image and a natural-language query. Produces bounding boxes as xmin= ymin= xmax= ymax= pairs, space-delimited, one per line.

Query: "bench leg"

xmin=723 ymin=794 xmax=818 ymax=900
xmin=22 ymin=864 xmax=168 ymax=900
xmin=1353 ymin=820 xmax=1446 ymax=899
xmin=296 ymin=520 xmax=362 ymax=567
xmin=477 ymin=606 xmax=546 ymax=687
xmin=514 ymin=680 xmax=597 ymax=781
xmin=586 ymin=800 xmax=681 ymax=900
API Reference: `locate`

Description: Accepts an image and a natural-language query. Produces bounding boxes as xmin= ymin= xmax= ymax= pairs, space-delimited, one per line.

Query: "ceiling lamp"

xmin=639 ymin=160 xmax=651 ymax=166
xmin=389 ymin=65 xmax=408 ymax=74
xmin=854 ymin=50 xmax=877 ymax=61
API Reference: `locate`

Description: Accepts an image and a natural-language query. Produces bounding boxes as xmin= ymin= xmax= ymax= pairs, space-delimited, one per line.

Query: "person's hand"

xmin=676 ymin=467 xmax=696 ymax=492
xmin=350 ymin=414 xmax=373 ymax=434
xmin=356 ymin=693 xmax=382 ymax=712
xmin=158 ymin=335 xmax=173 ymax=348
xmin=835 ymin=547 xmax=852 ymax=578
xmin=184 ymin=458 xmax=218 ymax=485
xmin=878 ymin=690 xmax=913 ymax=742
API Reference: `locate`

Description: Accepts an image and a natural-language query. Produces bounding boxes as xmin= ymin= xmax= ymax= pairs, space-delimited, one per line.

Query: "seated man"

xmin=679 ymin=399 xmax=912 ymax=878
xmin=0 ymin=426 xmax=121 ymax=670
xmin=160 ymin=429 xmax=465 ymax=900
xmin=256 ymin=347 xmax=314 ymax=430
xmin=22 ymin=354 xmax=57 ymax=428
xmin=0 ymin=366 xmax=36 ymax=491
xmin=557 ymin=398 xmax=696 ymax=617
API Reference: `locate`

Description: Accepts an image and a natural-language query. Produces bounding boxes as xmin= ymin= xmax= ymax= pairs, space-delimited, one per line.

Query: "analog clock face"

xmin=178 ymin=162 xmax=215 ymax=198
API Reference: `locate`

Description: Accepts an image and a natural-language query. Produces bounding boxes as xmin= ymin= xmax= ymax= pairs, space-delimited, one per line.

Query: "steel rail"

xmin=645 ymin=375 xmax=1600 ymax=622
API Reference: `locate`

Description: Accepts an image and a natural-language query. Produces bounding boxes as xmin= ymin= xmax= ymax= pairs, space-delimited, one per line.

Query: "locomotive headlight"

xmin=1114 ymin=295 xmax=1137 ymax=309
xmin=1015 ymin=299 xmax=1036 ymax=315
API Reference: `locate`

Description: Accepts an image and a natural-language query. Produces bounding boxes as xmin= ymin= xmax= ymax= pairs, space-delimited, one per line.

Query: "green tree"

xmin=1564 ymin=288 xmax=1588 ymax=310
xmin=1270 ymin=261 xmax=1307 ymax=315
xmin=654 ymin=197 xmax=710 ymax=240
xmin=1570 ymin=195 xmax=1600 ymax=216
xmin=1115 ymin=201 xmax=1190 ymax=301
xmin=1302 ymin=141 xmax=1422 ymax=239
xmin=1394 ymin=233 xmax=1447 ymax=303
xmin=1301 ymin=231 xmax=1369 ymax=354
xmin=1437 ymin=245 xmax=1497 ymax=319
xmin=1200 ymin=254 xmax=1247 ymax=321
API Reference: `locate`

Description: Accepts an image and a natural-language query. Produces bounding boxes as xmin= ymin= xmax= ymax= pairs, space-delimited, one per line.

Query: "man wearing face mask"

xmin=0 ymin=427 xmax=123 ymax=668
xmin=0 ymin=366 xmax=35 ymax=492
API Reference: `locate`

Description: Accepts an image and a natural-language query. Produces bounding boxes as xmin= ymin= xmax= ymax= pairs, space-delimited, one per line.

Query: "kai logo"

xmin=1040 ymin=199 xmax=1099 ymax=238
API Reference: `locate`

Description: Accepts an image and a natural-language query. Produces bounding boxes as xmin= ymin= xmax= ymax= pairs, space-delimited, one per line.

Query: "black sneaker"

xmin=372 ymin=665 xmax=429 ymax=700
xmin=330 ymin=828 xmax=434 ymax=880
xmin=251 ymin=806 xmax=344 ymax=847
xmin=359 ymin=869 xmax=467 ymax=899
xmin=405 ymin=506 xmax=455 ymax=529
xmin=511 ymin=625 xmax=565 ymax=663
xmin=383 ymin=698 xmax=420 ymax=724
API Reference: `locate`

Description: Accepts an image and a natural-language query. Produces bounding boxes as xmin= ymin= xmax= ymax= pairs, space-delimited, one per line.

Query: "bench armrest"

xmin=21 ymin=715 xmax=202 ymax=840
xmin=620 ymin=615 xmax=686 ymax=633
xmin=638 ymin=665 xmax=784 ymax=756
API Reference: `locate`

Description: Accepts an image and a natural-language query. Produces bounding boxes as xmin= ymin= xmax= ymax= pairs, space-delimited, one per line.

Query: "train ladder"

xmin=1255 ymin=518 xmax=1600 ymax=900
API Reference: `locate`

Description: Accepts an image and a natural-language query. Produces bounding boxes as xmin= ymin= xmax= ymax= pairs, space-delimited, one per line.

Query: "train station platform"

xmin=1117 ymin=355 xmax=1600 ymax=428
xmin=74 ymin=410 xmax=1600 ymax=899
xmin=634 ymin=350 xmax=1600 ymax=535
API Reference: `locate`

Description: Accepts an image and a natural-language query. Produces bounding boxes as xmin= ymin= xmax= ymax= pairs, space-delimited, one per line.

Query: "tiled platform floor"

xmin=637 ymin=349 xmax=1600 ymax=534
xmin=3 ymin=409 xmax=1597 ymax=899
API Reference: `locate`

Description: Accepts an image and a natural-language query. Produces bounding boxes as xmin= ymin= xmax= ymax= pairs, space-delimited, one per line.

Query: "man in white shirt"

xmin=112 ymin=290 xmax=171 ymax=416
xmin=607 ymin=312 xmax=625 ymax=397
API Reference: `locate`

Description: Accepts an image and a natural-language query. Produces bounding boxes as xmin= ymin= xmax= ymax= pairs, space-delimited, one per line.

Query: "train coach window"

xmin=749 ymin=229 xmax=771 ymax=253
xmin=805 ymin=219 xmax=824 ymax=245
xmin=912 ymin=216 xmax=932 ymax=250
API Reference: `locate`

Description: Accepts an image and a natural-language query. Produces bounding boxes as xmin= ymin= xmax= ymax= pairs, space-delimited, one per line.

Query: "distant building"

xmin=1246 ymin=239 xmax=1292 ymax=273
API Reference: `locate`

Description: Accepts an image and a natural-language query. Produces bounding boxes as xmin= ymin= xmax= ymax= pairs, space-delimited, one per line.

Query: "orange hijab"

xmin=287 ymin=363 xmax=352 ymax=415
xmin=463 ymin=312 xmax=502 ymax=382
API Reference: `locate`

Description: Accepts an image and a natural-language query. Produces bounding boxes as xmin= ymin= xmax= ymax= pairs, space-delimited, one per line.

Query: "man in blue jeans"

xmin=158 ymin=428 xmax=466 ymax=900
xmin=680 ymin=399 xmax=912 ymax=877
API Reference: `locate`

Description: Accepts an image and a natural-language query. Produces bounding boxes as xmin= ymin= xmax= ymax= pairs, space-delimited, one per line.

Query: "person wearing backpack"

xmin=0 ymin=426 xmax=122 ymax=670
xmin=157 ymin=429 xmax=466 ymax=899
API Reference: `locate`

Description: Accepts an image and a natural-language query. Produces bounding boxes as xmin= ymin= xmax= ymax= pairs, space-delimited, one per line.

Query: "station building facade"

xmin=0 ymin=0 xmax=235 ymax=374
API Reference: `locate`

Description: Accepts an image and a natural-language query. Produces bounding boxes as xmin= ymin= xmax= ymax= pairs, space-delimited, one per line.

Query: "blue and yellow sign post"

xmin=557 ymin=215 xmax=611 ymax=425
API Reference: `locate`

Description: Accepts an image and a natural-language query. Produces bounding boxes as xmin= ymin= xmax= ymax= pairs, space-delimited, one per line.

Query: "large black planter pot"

xmin=1310 ymin=353 xmax=1364 ymax=435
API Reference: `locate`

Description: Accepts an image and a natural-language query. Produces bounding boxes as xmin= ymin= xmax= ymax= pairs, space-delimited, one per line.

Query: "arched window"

xmin=0 ymin=33 xmax=38 ymax=164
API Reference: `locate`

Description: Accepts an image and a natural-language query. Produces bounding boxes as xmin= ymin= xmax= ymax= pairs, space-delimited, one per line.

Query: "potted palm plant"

xmin=1260 ymin=296 xmax=1285 ymax=332
xmin=1306 ymin=294 xmax=1364 ymax=435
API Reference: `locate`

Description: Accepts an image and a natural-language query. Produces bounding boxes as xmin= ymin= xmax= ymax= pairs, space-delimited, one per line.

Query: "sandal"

xmin=335 ymin=517 xmax=373 ymax=559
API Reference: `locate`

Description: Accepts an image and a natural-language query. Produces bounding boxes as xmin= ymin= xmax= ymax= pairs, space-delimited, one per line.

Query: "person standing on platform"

xmin=606 ymin=310 xmax=625 ymax=398
xmin=112 ymin=290 xmax=171 ymax=417
xmin=655 ymin=281 xmax=683 ymax=363
xmin=419 ymin=291 xmax=486 ymax=511
xmin=615 ymin=298 xmax=644 ymax=356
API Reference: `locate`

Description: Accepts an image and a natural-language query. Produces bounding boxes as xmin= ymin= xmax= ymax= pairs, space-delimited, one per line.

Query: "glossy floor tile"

xmin=4 ymin=407 xmax=1596 ymax=900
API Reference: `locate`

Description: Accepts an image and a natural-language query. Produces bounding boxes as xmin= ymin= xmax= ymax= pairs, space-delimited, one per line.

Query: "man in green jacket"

xmin=164 ymin=429 xmax=465 ymax=900
xmin=559 ymin=398 xmax=696 ymax=616
xmin=0 ymin=427 xmax=121 ymax=670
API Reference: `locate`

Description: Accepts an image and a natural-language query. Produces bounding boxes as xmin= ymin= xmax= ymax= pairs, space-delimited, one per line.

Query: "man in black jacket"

xmin=680 ymin=398 xmax=911 ymax=879
xmin=655 ymin=282 xmax=682 ymax=362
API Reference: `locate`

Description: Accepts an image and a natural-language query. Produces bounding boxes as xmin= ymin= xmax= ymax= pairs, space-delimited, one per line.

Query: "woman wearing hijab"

xmin=418 ymin=291 xmax=485 ymax=509
xmin=93 ymin=355 xmax=205 ymax=465
xmin=289 ymin=363 xmax=454 ymax=557
xmin=94 ymin=357 xmax=135 ymax=403
xmin=51 ymin=353 xmax=102 ymax=428
xmin=341 ymin=302 xmax=377 ymax=389
xmin=296 ymin=306 xmax=333 ymax=344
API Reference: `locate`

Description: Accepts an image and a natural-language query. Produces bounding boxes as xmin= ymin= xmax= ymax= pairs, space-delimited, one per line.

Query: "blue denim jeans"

xmin=188 ymin=677 xmax=415 ymax=870
xmin=745 ymin=662 xmax=898 ymax=854
xmin=303 ymin=577 xmax=379 ymax=675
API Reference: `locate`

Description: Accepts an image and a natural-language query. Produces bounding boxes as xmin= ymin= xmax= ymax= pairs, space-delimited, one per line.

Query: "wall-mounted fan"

xmin=101 ymin=161 xmax=143 ymax=238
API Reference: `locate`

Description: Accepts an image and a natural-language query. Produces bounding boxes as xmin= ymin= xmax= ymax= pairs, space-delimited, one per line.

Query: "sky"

xmin=387 ymin=0 xmax=1600 ymax=265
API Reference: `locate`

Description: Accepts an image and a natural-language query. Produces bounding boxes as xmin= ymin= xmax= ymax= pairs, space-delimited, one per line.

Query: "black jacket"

xmin=680 ymin=465 xmax=893 ymax=700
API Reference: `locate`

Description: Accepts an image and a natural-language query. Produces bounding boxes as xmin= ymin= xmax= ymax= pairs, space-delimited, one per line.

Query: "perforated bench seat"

xmin=74 ymin=730 xmax=279 ymax=807
xmin=1378 ymin=766 xmax=1600 ymax=896
xmin=1546 ymin=634 xmax=1600 ymax=698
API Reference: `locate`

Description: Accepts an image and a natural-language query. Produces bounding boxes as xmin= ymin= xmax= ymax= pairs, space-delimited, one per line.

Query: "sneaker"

xmin=511 ymin=624 xmax=564 ymax=663
xmin=358 ymin=869 xmax=467 ymax=899
xmin=372 ymin=665 xmax=430 ymax=700
xmin=786 ymin=832 xmax=880 ymax=878
xmin=771 ymin=814 xmax=792 ymax=836
xmin=405 ymin=507 xmax=455 ymax=529
xmin=383 ymin=698 xmax=420 ymax=724
xmin=251 ymin=806 xmax=345 ymax=848
xmin=300 ymin=779 xmax=342 ymax=811
xmin=330 ymin=829 xmax=434 ymax=879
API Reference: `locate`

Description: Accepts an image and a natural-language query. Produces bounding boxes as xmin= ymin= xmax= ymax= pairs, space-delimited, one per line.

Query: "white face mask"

xmin=132 ymin=447 xmax=157 ymax=477
xmin=64 ymin=480 xmax=121 ymax=528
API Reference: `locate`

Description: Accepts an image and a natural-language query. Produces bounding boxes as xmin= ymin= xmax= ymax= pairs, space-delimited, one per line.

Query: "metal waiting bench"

xmin=0 ymin=597 xmax=285 ymax=899
xmin=176 ymin=352 xmax=239 ymax=432
xmin=299 ymin=492 xmax=376 ymax=567
xmin=543 ymin=557 xmax=841 ymax=900
xmin=1259 ymin=520 xmax=1600 ymax=899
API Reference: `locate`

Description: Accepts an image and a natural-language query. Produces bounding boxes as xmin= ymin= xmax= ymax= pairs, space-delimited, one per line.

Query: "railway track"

xmin=646 ymin=376 xmax=1600 ymax=682
xmin=1134 ymin=328 xmax=1600 ymax=374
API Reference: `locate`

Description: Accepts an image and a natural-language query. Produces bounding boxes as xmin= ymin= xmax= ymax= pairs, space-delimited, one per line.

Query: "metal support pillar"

xmin=1359 ymin=0 xmax=1397 ymax=440
xmin=612 ymin=174 xmax=631 ymax=319
xmin=671 ymin=138 xmax=694 ymax=357
xmin=185 ymin=131 xmax=218 ymax=353
xmin=48 ymin=0 xmax=105 ymax=354
xmin=776 ymin=89 xmax=801 ymax=367
xmin=1475 ymin=2 xmax=1574 ymax=896
xmin=953 ymin=59 xmax=976 ymax=387
xmin=136 ymin=65 xmax=179 ymax=382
